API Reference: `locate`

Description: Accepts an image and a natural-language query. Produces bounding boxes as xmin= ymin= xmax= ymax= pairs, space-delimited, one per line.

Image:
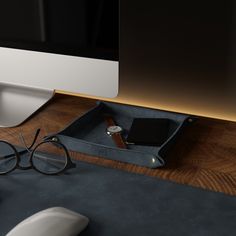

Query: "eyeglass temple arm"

xmin=0 ymin=153 xmax=65 ymax=166
xmin=0 ymin=129 xmax=41 ymax=160
xmin=34 ymin=153 xmax=76 ymax=168
xmin=0 ymin=148 xmax=29 ymax=166
xmin=34 ymin=153 xmax=66 ymax=164
xmin=34 ymin=153 xmax=69 ymax=170
xmin=20 ymin=128 xmax=41 ymax=151
xmin=0 ymin=154 xmax=18 ymax=166
xmin=0 ymin=155 xmax=15 ymax=161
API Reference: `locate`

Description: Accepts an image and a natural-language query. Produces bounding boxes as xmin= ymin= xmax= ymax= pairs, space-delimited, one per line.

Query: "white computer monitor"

xmin=0 ymin=0 xmax=119 ymax=127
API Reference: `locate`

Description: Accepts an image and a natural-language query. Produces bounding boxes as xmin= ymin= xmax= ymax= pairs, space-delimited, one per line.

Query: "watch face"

xmin=106 ymin=125 xmax=123 ymax=135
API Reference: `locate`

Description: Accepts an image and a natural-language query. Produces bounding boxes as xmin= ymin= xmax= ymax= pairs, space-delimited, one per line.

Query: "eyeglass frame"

xmin=0 ymin=129 xmax=76 ymax=175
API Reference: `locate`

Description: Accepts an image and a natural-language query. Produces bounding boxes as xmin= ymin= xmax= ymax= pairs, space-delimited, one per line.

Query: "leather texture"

xmin=0 ymin=160 xmax=236 ymax=236
xmin=49 ymin=101 xmax=192 ymax=168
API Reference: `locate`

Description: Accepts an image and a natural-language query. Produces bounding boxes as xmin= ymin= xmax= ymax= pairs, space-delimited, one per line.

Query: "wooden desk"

xmin=1 ymin=94 xmax=236 ymax=195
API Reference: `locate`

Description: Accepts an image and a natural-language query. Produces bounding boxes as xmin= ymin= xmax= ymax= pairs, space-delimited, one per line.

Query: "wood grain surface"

xmin=1 ymin=94 xmax=236 ymax=196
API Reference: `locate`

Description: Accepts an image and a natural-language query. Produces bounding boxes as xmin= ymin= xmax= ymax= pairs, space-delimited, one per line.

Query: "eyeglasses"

xmin=0 ymin=129 xmax=76 ymax=175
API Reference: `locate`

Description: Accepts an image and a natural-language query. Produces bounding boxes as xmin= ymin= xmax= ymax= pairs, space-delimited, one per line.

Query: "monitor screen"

xmin=2 ymin=0 xmax=236 ymax=124
xmin=0 ymin=0 xmax=118 ymax=60
xmin=0 ymin=0 xmax=119 ymax=127
xmin=0 ymin=0 xmax=119 ymax=98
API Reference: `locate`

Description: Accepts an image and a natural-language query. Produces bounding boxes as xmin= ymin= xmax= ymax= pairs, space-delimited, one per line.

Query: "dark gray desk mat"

xmin=0 ymin=161 xmax=236 ymax=236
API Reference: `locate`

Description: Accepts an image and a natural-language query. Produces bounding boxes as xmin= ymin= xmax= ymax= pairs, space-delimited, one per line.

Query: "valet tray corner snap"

xmin=54 ymin=101 xmax=192 ymax=168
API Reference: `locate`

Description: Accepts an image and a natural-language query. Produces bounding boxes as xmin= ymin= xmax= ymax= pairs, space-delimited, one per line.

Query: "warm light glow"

xmin=56 ymin=90 xmax=236 ymax=123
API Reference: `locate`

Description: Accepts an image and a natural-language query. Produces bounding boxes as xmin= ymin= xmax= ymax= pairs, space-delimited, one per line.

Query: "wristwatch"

xmin=104 ymin=115 xmax=127 ymax=149
xmin=106 ymin=125 xmax=123 ymax=136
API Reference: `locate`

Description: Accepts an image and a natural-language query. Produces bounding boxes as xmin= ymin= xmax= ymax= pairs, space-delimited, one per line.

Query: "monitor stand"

xmin=0 ymin=82 xmax=54 ymax=127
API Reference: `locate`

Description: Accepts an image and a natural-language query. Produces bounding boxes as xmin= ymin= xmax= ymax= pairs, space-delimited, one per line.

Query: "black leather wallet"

xmin=126 ymin=118 xmax=171 ymax=146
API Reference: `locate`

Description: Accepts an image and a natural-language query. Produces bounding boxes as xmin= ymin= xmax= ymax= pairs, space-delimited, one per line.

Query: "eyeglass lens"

xmin=0 ymin=141 xmax=17 ymax=174
xmin=31 ymin=141 xmax=68 ymax=174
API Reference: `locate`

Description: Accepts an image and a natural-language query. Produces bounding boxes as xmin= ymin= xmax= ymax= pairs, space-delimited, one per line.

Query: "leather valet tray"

xmin=49 ymin=101 xmax=192 ymax=168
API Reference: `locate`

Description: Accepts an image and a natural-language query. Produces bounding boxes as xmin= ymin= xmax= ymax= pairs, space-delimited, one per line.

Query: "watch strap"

xmin=104 ymin=115 xmax=127 ymax=149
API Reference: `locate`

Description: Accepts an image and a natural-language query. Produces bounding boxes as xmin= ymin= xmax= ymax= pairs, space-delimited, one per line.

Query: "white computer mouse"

xmin=6 ymin=207 xmax=89 ymax=236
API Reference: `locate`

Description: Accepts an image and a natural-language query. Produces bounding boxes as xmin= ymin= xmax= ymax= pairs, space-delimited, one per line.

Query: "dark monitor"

xmin=0 ymin=0 xmax=119 ymax=126
xmin=115 ymin=1 xmax=236 ymax=122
